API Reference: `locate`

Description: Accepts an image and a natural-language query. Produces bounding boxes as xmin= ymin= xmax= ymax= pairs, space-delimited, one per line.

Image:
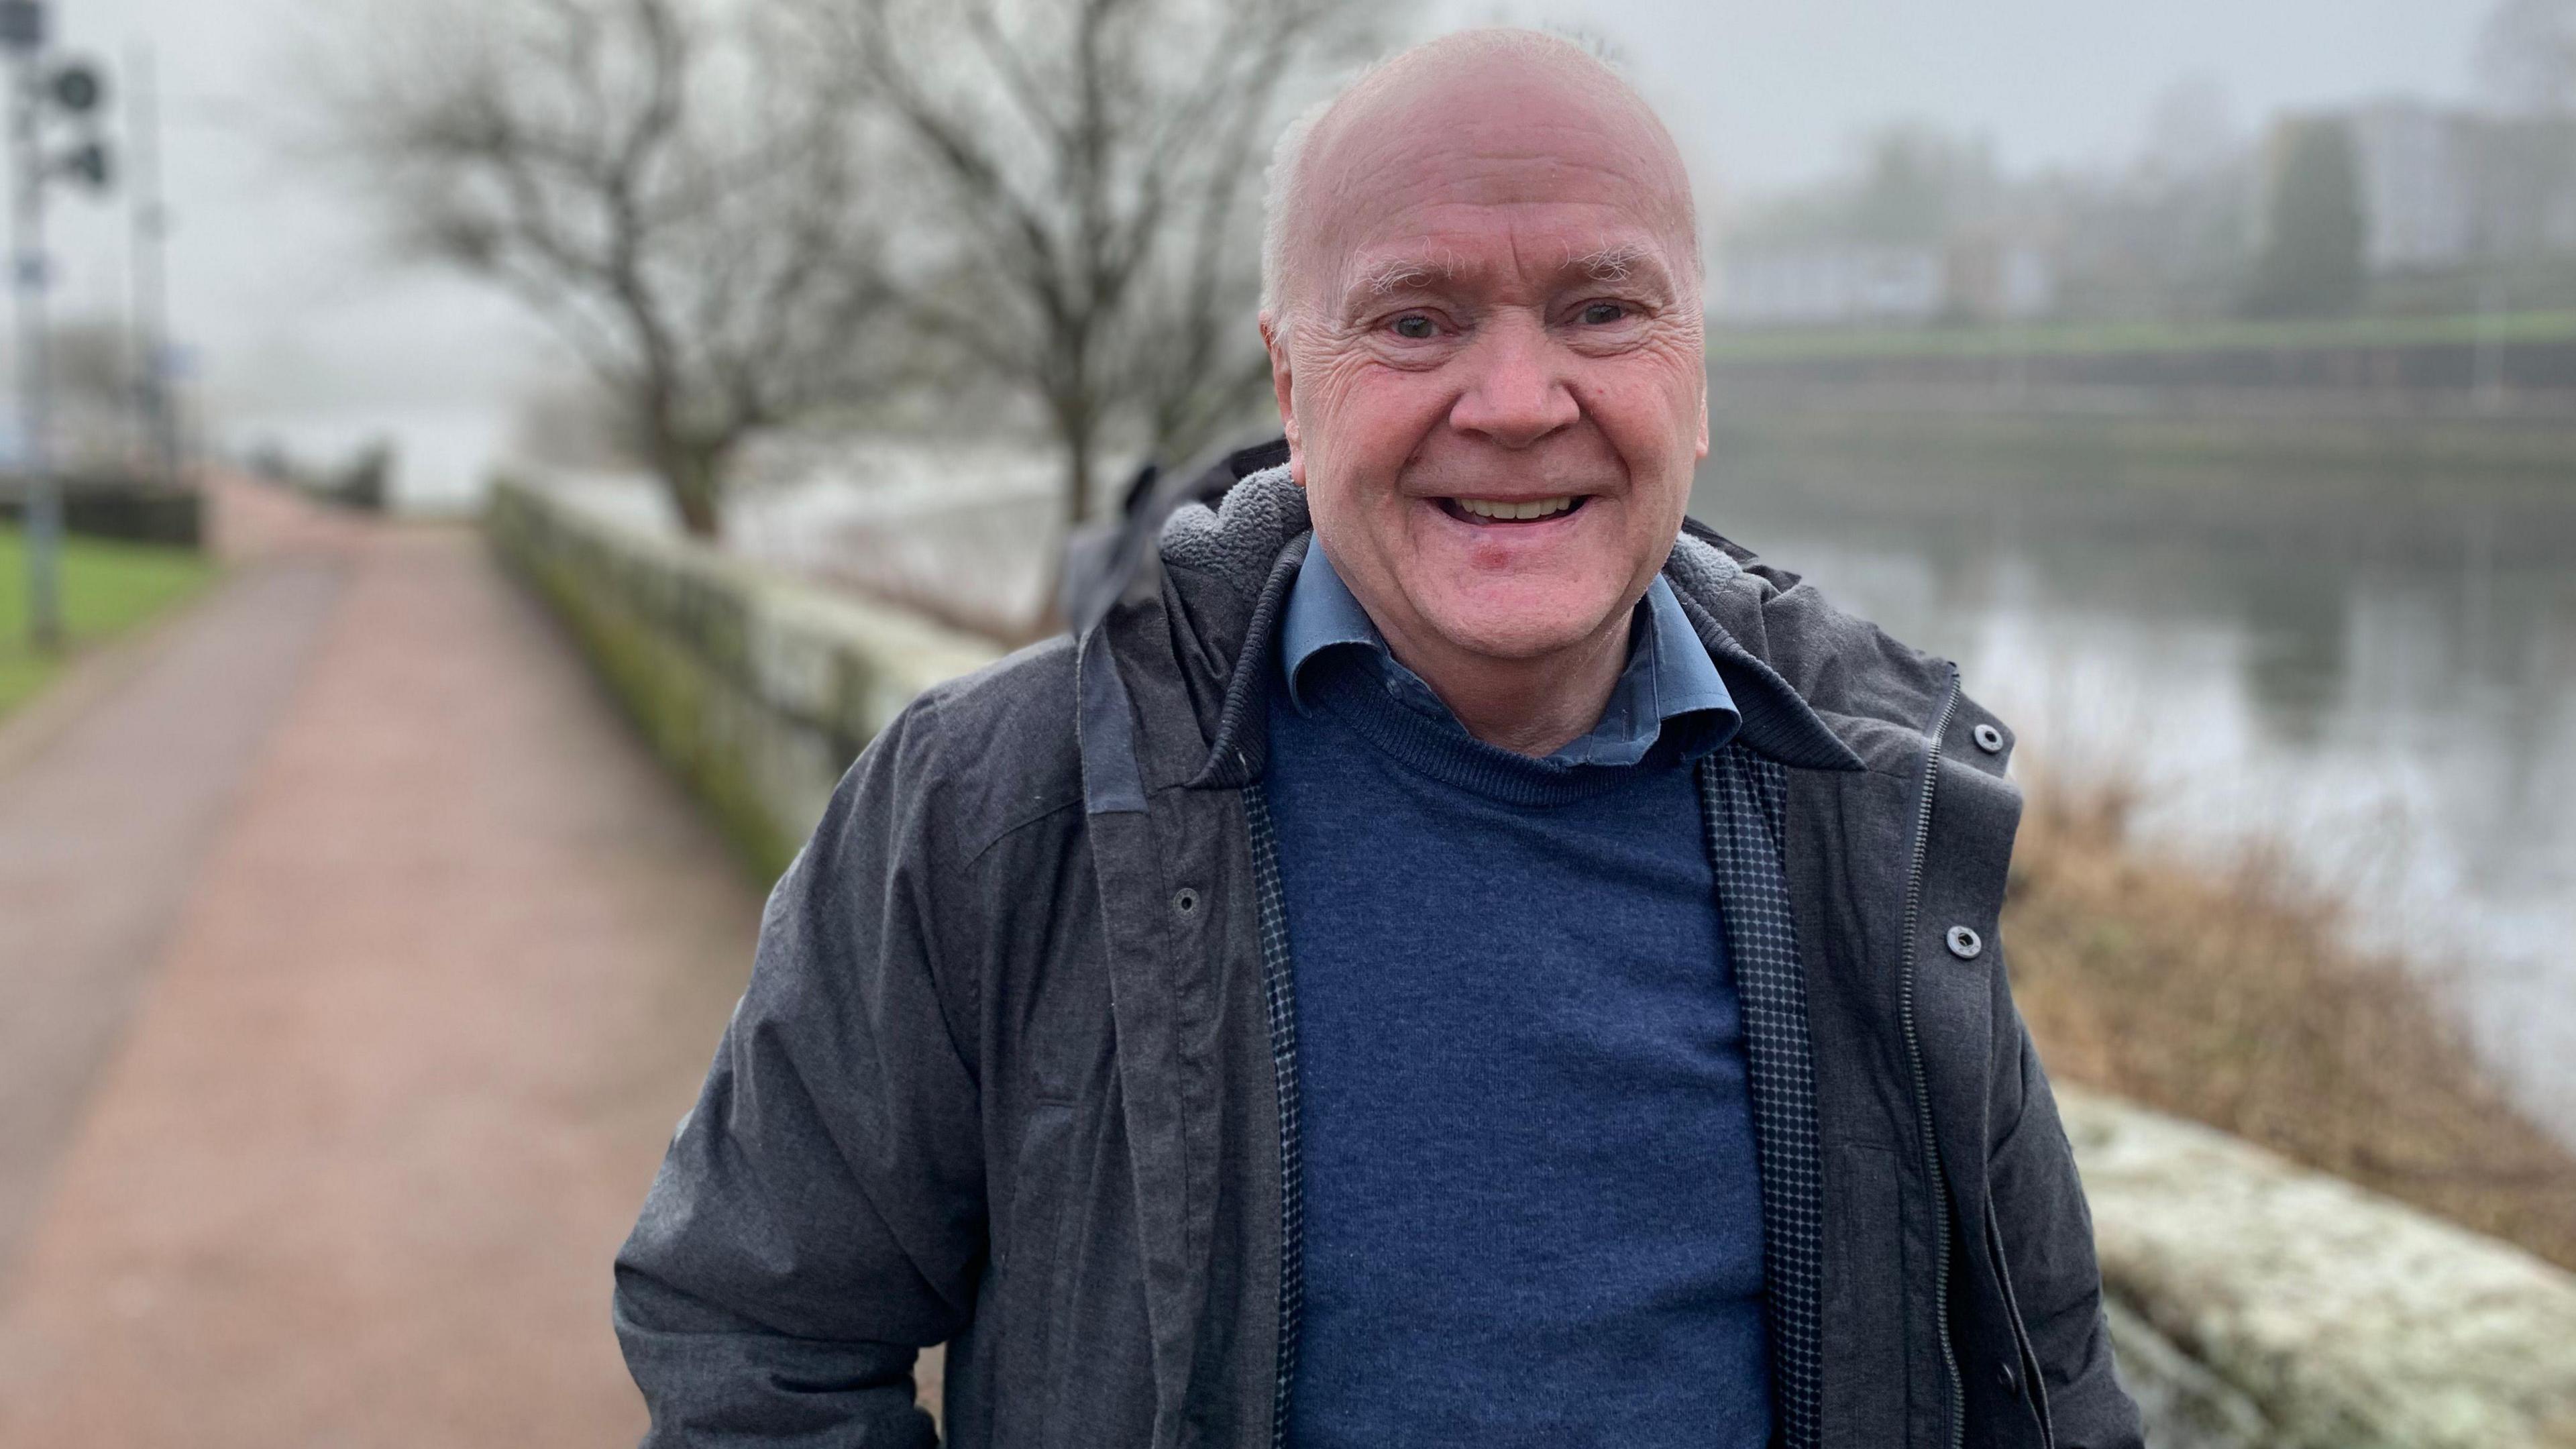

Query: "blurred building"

xmin=1715 ymin=94 xmax=2576 ymax=333
xmin=1713 ymin=237 xmax=2055 ymax=328
xmin=2350 ymin=101 xmax=2479 ymax=270
xmin=1943 ymin=234 xmax=2061 ymax=321
xmin=1713 ymin=244 xmax=1943 ymax=327
xmin=2341 ymin=99 xmax=2576 ymax=272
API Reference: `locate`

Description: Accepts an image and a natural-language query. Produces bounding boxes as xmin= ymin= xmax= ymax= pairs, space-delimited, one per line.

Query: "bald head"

xmin=1260 ymin=29 xmax=1700 ymax=330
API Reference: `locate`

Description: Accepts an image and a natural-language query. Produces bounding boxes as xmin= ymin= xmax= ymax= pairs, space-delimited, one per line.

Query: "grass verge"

xmin=0 ymin=525 xmax=217 ymax=720
xmin=2004 ymin=779 xmax=2576 ymax=1270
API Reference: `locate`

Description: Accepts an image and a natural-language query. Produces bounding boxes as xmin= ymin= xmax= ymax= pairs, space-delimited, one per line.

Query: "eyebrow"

xmin=1571 ymin=244 xmax=1650 ymax=283
xmin=1361 ymin=254 xmax=1453 ymax=297
xmin=1340 ymin=242 xmax=1676 ymax=315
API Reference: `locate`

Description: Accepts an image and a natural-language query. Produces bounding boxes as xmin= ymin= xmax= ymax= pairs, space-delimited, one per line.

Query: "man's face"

xmin=1263 ymin=72 xmax=1707 ymax=669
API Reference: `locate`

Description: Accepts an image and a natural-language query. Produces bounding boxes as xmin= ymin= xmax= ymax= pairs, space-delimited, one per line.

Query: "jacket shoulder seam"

xmin=959 ymin=794 xmax=1085 ymax=873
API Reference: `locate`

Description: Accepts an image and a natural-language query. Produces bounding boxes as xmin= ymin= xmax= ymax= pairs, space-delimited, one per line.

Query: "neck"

xmin=1377 ymin=610 xmax=1635 ymax=759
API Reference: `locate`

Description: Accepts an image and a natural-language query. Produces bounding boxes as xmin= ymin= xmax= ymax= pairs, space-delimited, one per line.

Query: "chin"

xmin=1421 ymin=592 xmax=1626 ymax=663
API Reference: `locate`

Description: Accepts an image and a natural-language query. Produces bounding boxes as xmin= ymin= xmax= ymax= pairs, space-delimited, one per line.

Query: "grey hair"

xmin=1257 ymin=28 xmax=1696 ymax=335
xmin=1259 ymin=89 xmax=1342 ymax=323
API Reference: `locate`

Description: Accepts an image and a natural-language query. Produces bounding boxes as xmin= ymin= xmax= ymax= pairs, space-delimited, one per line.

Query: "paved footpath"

xmin=0 ymin=482 xmax=763 ymax=1446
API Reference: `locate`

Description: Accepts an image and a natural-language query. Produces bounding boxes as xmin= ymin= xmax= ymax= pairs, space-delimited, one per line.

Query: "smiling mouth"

xmin=1440 ymin=495 xmax=1589 ymax=525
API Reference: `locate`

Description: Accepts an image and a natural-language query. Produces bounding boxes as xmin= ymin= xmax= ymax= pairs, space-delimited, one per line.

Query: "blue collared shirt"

xmin=1279 ymin=534 xmax=1739 ymax=768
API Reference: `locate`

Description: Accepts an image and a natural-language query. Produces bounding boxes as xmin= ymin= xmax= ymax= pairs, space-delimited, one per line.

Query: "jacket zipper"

xmin=1899 ymin=668 xmax=1966 ymax=1449
xmin=1244 ymin=787 xmax=1303 ymax=1449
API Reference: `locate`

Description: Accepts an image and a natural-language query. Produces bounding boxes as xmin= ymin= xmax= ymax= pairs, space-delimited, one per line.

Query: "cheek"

xmin=1586 ymin=346 xmax=1702 ymax=439
xmin=1580 ymin=353 xmax=1704 ymax=506
xmin=1301 ymin=354 xmax=1450 ymax=490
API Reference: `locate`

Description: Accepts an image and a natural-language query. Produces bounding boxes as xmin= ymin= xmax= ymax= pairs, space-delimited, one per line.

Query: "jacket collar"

xmin=1150 ymin=469 xmax=1862 ymax=788
xmin=1279 ymin=533 xmax=1741 ymax=768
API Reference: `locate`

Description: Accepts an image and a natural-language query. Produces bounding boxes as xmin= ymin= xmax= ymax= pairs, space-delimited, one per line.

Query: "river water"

xmin=1692 ymin=422 xmax=2576 ymax=1132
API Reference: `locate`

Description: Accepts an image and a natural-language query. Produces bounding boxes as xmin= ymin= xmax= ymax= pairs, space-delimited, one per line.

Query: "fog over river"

xmin=1692 ymin=425 xmax=2576 ymax=1135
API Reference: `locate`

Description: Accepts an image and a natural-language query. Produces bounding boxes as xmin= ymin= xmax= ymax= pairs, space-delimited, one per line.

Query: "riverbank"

xmin=2006 ymin=777 xmax=2576 ymax=1271
xmin=1709 ymin=405 xmax=2576 ymax=474
xmin=1706 ymin=310 xmax=2576 ymax=363
xmin=1702 ymin=311 xmax=2576 ymax=463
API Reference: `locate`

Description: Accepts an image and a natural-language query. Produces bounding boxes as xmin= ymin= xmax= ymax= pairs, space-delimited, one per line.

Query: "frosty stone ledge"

xmin=2063 ymin=1087 xmax=2576 ymax=1449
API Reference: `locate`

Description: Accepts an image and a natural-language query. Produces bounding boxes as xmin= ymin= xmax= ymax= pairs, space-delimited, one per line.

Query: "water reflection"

xmin=1694 ymin=424 xmax=2576 ymax=1129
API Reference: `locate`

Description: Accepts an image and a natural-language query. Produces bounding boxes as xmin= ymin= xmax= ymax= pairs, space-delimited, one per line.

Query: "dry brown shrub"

xmin=2002 ymin=774 xmax=2576 ymax=1270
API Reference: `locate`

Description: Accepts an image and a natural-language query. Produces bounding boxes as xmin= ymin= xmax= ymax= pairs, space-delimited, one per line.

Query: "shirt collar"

xmin=1279 ymin=534 xmax=1740 ymax=768
xmin=1279 ymin=533 xmax=1383 ymax=712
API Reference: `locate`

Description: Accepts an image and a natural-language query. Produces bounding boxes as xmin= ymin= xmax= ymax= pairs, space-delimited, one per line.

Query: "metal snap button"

xmin=1945 ymin=924 xmax=1983 ymax=960
xmin=1972 ymin=722 xmax=2004 ymax=753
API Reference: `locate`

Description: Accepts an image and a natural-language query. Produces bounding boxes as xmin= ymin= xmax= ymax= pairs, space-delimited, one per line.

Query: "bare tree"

xmin=2245 ymin=117 xmax=2367 ymax=318
xmin=2481 ymin=0 xmax=2576 ymax=115
xmin=795 ymin=0 xmax=1385 ymax=535
xmin=323 ymin=0 xmax=894 ymax=537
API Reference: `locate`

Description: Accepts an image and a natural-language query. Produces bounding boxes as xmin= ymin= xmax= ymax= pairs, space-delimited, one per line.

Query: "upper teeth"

xmin=1457 ymin=496 xmax=1575 ymax=521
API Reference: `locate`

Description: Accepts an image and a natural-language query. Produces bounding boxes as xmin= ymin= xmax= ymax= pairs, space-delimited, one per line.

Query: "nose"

xmin=1448 ymin=314 xmax=1578 ymax=448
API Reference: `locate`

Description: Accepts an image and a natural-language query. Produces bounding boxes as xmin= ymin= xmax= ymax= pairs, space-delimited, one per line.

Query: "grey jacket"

xmin=613 ymin=470 xmax=2143 ymax=1449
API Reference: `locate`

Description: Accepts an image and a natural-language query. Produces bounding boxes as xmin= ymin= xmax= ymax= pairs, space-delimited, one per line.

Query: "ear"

xmin=1258 ymin=311 xmax=1305 ymax=488
xmin=1695 ymin=385 xmax=1710 ymax=462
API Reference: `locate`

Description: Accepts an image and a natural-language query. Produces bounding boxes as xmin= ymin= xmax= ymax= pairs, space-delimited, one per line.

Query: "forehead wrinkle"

xmin=1321 ymin=129 xmax=1666 ymax=223
xmin=1301 ymin=151 xmax=1693 ymax=315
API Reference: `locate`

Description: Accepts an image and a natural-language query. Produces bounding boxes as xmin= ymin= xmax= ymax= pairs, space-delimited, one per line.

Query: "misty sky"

xmin=19 ymin=0 xmax=2501 ymax=498
xmin=1462 ymin=0 xmax=2483 ymax=189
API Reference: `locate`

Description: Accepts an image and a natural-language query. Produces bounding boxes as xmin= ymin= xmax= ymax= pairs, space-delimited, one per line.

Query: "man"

xmin=615 ymin=28 xmax=2141 ymax=1449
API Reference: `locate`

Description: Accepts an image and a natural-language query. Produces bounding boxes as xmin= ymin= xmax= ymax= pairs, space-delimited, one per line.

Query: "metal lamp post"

xmin=3 ymin=0 xmax=111 ymax=655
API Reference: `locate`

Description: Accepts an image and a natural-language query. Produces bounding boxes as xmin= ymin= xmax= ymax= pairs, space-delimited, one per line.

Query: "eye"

xmin=1579 ymin=301 xmax=1629 ymax=325
xmin=1390 ymin=313 xmax=1437 ymax=341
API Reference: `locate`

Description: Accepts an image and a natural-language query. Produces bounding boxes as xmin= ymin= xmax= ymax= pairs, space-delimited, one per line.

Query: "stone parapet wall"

xmin=2065 ymin=1089 xmax=2576 ymax=1449
xmin=485 ymin=477 xmax=1001 ymax=877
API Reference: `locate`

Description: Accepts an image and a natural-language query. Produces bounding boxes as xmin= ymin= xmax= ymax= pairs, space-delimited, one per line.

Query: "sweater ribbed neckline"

xmin=1295 ymin=653 xmax=1709 ymax=808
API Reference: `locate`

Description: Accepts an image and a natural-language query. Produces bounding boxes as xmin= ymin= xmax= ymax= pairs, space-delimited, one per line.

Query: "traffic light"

xmin=0 ymin=1 xmax=42 ymax=54
xmin=49 ymin=59 xmax=98 ymax=113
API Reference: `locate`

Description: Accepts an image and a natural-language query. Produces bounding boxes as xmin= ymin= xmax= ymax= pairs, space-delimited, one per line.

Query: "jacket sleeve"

xmin=613 ymin=702 xmax=985 ymax=1447
xmin=1985 ymin=981 xmax=2145 ymax=1449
